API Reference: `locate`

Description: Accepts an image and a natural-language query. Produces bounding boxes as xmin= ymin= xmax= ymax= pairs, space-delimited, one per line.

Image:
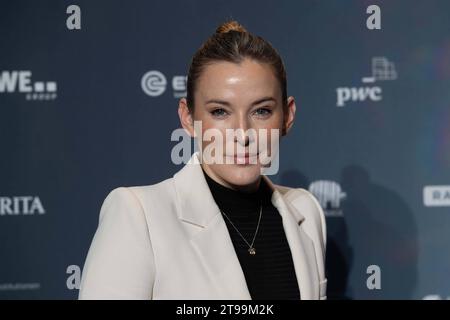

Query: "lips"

xmin=229 ymin=152 xmax=259 ymax=165
xmin=234 ymin=153 xmax=258 ymax=158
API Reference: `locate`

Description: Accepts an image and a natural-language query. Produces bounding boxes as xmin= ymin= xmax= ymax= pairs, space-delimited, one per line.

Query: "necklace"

xmin=220 ymin=203 xmax=263 ymax=255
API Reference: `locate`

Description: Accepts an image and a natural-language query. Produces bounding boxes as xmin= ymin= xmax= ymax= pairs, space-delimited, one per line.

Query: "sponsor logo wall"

xmin=1 ymin=1 xmax=450 ymax=299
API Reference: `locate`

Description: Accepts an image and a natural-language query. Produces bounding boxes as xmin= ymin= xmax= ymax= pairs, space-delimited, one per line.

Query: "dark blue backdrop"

xmin=1 ymin=0 xmax=450 ymax=299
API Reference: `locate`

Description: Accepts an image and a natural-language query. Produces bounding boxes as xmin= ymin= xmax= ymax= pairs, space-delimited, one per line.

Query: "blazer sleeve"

xmin=302 ymin=188 xmax=327 ymax=300
xmin=307 ymin=189 xmax=327 ymax=255
xmin=78 ymin=187 xmax=156 ymax=300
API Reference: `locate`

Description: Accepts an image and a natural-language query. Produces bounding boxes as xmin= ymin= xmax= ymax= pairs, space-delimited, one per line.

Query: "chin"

xmin=223 ymin=164 xmax=262 ymax=186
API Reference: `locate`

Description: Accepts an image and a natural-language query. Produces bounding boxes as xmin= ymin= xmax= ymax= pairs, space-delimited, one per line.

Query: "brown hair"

xmin=186 ymin=20 xmax=287 ymax=113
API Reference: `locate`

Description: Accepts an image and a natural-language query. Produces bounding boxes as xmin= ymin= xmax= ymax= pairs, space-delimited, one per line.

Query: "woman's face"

xmin=179 ymin=58 xmax=296 ymax=192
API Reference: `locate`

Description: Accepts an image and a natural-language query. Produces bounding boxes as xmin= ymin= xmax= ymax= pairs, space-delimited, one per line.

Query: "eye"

xmin=254 ymin=107 xmax=272 ymax=117
xmin=210 ymin=108 xmax=228 ymax=118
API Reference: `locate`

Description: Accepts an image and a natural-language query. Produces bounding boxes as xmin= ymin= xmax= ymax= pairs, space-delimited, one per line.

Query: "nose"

xmin=233 ymin=116 xmax=254 ymax=147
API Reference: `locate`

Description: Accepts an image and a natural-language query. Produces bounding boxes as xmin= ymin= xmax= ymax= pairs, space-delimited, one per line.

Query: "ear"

xmin=178 ymin=98 xmax=195 ymax=137
xmin=282 ymin=96 xmax=296 ymax=136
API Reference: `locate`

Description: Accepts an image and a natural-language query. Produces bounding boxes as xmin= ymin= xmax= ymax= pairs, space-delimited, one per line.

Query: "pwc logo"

xmin=336 ymin=57 xmax=397 ymax=107
xmin=0 ymin=71 xmax=57 ymax=101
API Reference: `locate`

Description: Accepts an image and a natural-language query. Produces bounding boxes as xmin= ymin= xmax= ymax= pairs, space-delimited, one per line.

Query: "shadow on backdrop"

xmin=280 ymin=165 xmax=418 ymax=299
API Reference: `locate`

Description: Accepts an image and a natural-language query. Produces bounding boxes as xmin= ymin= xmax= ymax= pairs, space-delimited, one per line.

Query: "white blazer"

xmin=79 ymin=151 xmax=327 ymax=300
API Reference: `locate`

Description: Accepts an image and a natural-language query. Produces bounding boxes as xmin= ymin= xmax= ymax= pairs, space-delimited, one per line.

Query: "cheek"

xmin=192 ymin=112 xmax=219 ymax=143
xmin=255 ymin=119 xmax=283 ymax=156
xmin=256 ymin=116 xmax=284 ymax=139
xmin=198 ymin=122 xmax=229 ymax=156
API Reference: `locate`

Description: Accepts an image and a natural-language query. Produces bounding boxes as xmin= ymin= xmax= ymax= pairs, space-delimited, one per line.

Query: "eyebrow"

xmin=205 ymin=96 xmax=276 ymax=107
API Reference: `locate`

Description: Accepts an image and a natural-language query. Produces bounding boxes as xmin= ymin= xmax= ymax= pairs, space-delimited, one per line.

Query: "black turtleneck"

xmin=201 ymin=166 xmax=301 ymax=300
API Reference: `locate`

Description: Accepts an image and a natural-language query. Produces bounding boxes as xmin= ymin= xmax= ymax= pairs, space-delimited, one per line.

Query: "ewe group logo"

xmin=141 ymin=70 xmax=186 ymax=98
xmin=0 ymin=71 xmax=57 ymax=101
xmin=308 ymin=180 xmax=346 ymax=217
xmin=336 ymin=57 xmax=397 ymax=107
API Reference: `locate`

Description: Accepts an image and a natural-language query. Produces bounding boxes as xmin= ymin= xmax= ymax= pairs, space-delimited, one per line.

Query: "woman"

xmin=79 ymin=20 xmax=327 ymax=300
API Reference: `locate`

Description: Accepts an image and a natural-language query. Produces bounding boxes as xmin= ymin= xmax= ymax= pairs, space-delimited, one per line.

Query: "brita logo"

xmin=308 ymin=180 xmax=346 ymax=217
xmin=0 ymin=71 xmax=57 ymax=101
xmin=0 ymin=196 xmax=46 ymax=216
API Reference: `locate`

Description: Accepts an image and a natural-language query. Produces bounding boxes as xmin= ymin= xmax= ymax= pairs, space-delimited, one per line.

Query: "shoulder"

xmin=99 ymin=177 xmax=176 ymax=218
xmin=274 ymin=184 xmax=324 ymax=221
xmin=105 ymin=176 xmax=174 ymax=201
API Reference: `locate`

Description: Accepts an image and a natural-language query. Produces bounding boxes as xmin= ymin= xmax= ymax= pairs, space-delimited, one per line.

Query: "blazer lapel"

xmin=173 ymin=152 xmax=319 ymax=300
xmin=265 ymin=176 xmax=320 ymax=300
xmin=173 ymin=152 xmax=251 ymax=299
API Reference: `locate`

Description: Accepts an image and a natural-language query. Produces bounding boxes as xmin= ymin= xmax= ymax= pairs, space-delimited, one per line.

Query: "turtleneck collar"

xmin=201 ymin=166 xmax=272 ymax=216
